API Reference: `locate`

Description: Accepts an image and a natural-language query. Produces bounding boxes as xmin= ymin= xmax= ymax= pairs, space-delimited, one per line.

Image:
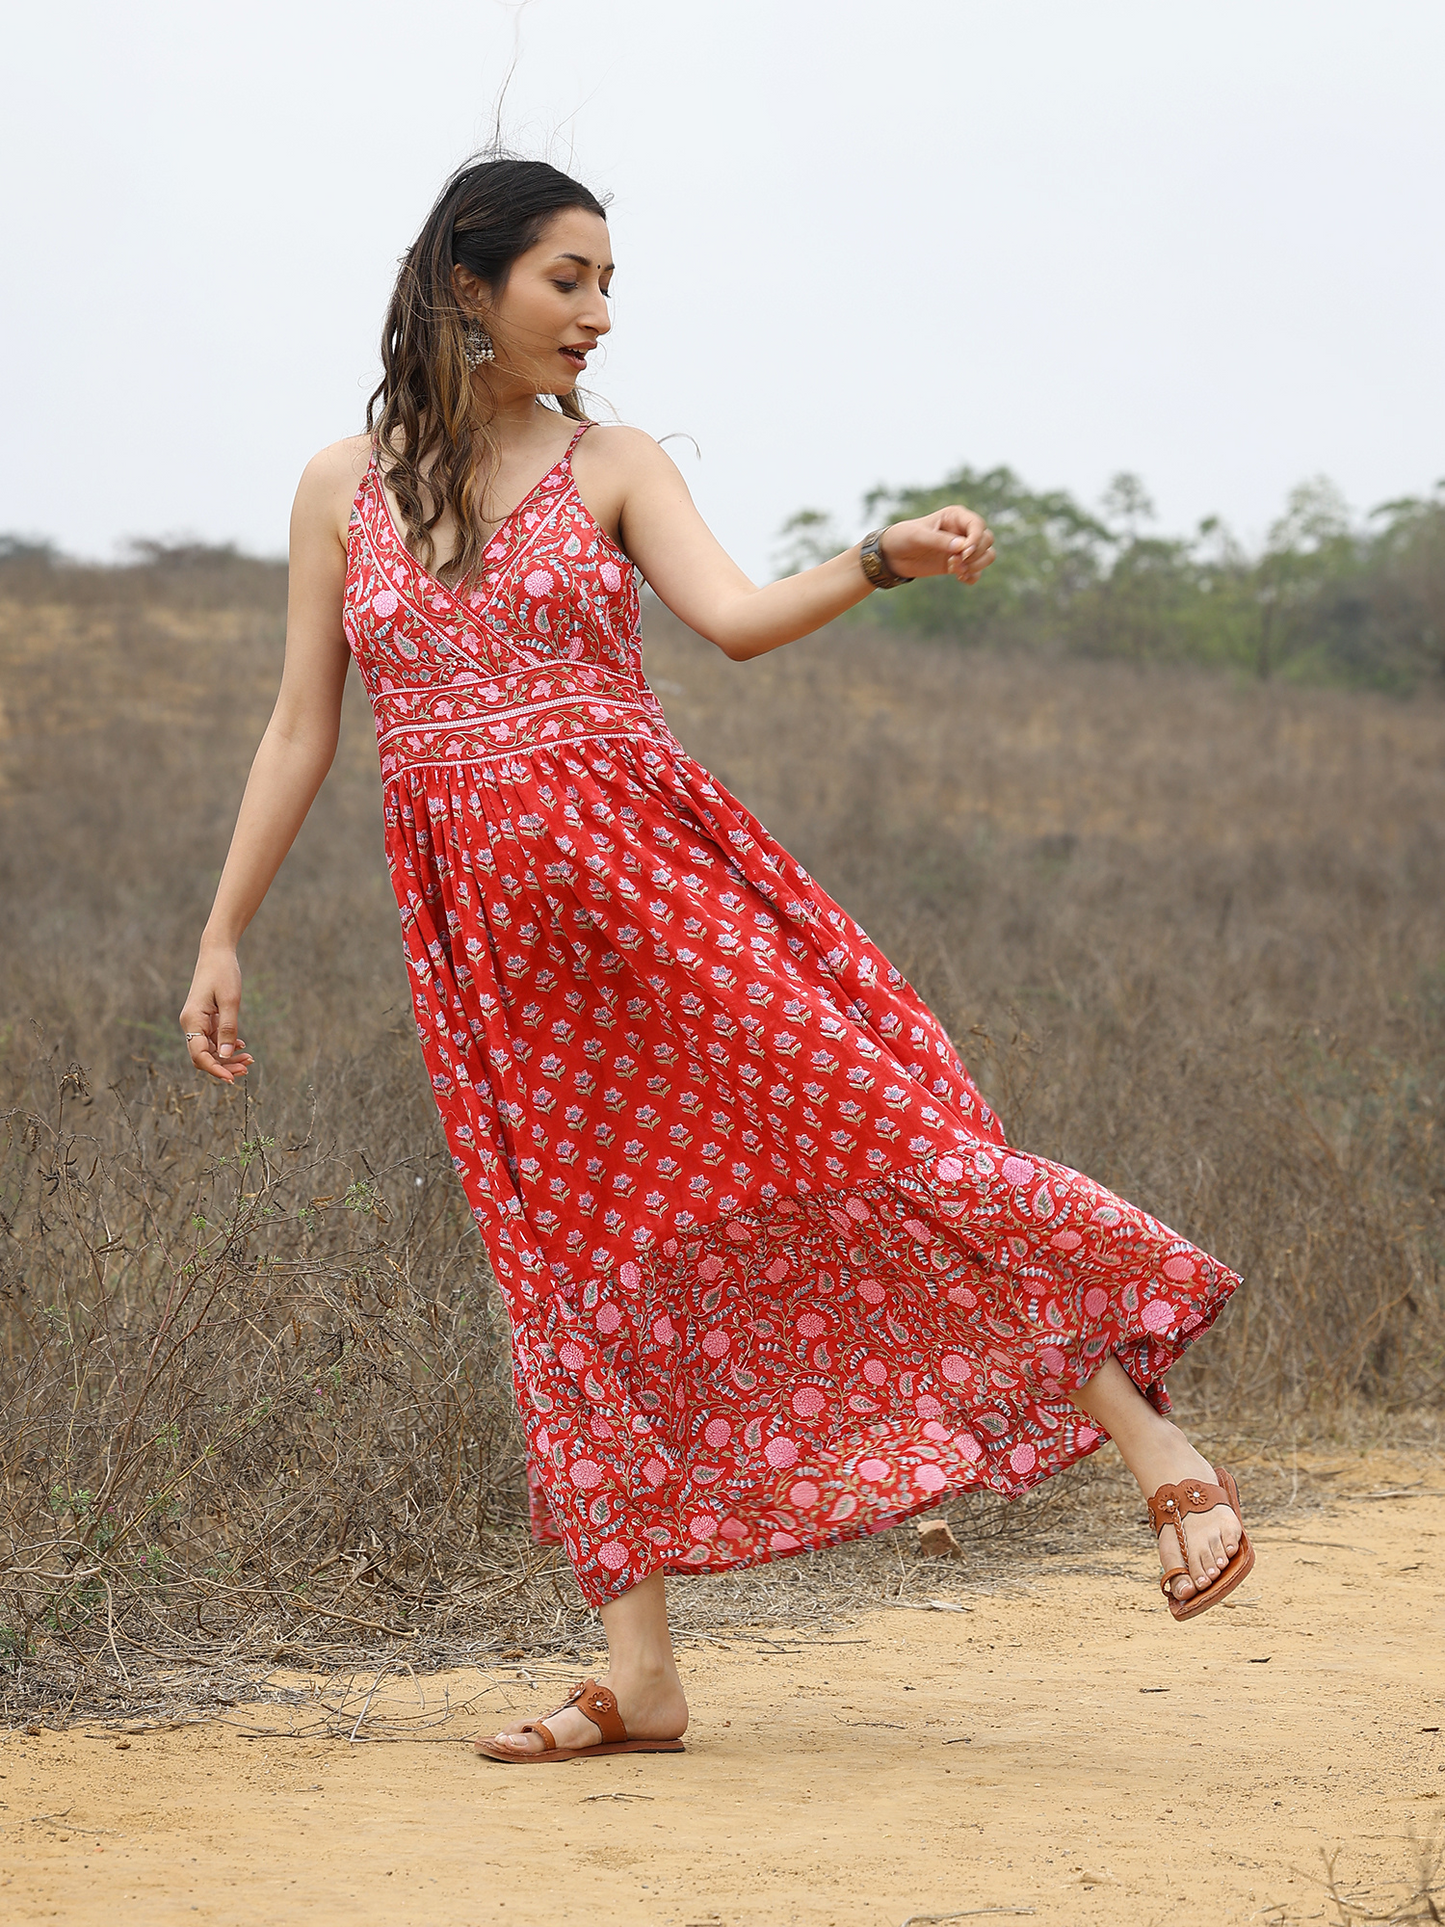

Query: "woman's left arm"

xmin=611 ymin=431 xmax=995 ymax=661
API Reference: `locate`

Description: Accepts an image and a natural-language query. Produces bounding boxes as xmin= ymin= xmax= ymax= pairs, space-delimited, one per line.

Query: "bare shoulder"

xmin=294 ymin=434 xmax=374 ymax=542
xmin=577 ymin=422 xmax=684 ymax=482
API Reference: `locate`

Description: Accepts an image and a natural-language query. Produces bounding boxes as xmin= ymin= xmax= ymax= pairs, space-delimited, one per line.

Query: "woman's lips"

xmin=559 ymin=347 xmax=588 ymax=370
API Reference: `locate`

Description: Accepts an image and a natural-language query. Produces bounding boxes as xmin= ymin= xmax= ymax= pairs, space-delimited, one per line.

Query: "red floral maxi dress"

xmin=343 ymin=422 xmax=1240 ymax=1606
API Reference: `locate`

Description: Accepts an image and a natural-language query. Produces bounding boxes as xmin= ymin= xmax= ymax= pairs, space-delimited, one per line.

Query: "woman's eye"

xmin=554 ymin=281 xmax=579 ymax=293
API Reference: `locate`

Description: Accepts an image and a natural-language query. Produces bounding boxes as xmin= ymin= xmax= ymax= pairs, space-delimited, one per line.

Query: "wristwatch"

xmin=859 ymin=527 xmax=912 ymax=590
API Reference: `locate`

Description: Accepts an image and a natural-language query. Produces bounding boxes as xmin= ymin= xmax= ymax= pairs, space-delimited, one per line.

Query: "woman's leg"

xmin=487 ymin=1570 xmax=690 ymax=1752
xmin=1072 ymin=1355 xmax=1242 ymax=1601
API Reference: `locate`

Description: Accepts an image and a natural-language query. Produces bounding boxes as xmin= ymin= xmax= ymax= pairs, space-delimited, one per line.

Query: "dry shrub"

xmin=0 ymin=577 xmax=1442 ymax=1698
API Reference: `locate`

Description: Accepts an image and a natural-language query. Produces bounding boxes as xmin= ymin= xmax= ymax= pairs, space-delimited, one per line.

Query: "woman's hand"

xmin=878 ymin=505 xmax=996 ymax=586
xmin=179 ymin=946 xmax=254 ymax=1085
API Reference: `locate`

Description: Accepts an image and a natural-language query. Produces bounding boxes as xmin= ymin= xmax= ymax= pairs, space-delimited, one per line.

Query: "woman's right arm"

xmin=179 ymin=442 xmax=364 ymax=1084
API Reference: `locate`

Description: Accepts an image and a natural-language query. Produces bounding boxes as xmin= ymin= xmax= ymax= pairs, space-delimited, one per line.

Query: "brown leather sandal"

xmin=1147 ymin=1464 xmax=1255 ymax=1622
xmin=472 ymin=1678 xmax=687 ymax=1764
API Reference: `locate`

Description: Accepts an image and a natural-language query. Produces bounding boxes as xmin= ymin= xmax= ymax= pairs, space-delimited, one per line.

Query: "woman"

xmin=182 ymin=156 xmax=1251 ymax=1764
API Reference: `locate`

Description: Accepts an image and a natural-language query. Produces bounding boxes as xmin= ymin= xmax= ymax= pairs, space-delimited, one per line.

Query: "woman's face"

xmin=469 ymin=208 xmax=613 ymax=397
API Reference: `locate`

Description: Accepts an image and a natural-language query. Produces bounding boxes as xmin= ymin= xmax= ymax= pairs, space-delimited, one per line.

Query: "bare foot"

xmin=483 ymin=1670 xmax=689 ymax=1755
xmin=1140 ymin=1435 xmax=1243 ymax=1601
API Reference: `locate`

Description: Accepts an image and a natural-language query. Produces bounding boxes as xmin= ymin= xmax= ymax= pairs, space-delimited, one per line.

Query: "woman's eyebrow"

xmin=555 ymin=251 xmax=616 ymax=273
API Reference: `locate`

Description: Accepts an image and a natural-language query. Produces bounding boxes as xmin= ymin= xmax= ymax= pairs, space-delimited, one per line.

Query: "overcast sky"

xmin=4 ymin=1 xmax=1441 ymax=577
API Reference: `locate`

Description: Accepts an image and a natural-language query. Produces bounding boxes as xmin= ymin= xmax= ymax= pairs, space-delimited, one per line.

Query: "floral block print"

xmin=343 ymin=423 xmax=1240 ymax=1605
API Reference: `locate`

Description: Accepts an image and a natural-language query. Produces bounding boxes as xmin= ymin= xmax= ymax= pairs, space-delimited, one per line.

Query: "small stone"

xmin=115 ymin=1739 xmax=131 ymax=1751
xmin=916 ymin=1519 xmax=964 ymax=1560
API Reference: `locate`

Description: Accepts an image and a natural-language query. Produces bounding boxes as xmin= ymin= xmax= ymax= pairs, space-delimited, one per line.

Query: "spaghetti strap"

xmin=566 ymin=418 xmax=592 ymax=456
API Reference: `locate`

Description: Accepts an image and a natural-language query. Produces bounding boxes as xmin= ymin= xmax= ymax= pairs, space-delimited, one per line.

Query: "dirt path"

xmin=4 ymin=1469 xmax=1442 ymax=1927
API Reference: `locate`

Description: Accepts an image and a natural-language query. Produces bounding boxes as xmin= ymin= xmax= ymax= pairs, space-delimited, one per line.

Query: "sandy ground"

xmin=4 ymin=1465 xmax=1442 ymax=1927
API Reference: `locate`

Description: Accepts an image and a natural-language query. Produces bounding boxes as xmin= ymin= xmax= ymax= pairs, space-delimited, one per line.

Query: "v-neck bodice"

xmin=344 ymin=420 xmax=670 ymax=784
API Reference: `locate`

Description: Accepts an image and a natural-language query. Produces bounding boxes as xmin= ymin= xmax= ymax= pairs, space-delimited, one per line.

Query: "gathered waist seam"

xmin=380 ymin=723 xmax=683 ymax=782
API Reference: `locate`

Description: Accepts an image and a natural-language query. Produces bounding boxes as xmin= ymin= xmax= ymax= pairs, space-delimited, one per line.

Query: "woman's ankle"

xmin=606 ymin=1650 xmax=681 ymax=1690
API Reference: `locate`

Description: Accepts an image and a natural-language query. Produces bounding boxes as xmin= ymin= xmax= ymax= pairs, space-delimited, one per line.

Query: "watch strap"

xmin=859 ymin=527 xmax=912 ymax=590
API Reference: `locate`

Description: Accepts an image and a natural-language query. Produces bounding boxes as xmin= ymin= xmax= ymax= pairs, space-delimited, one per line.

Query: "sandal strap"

xmin=521 ymin=1718 xmax=557 ymax=1751
xmin=1146 ymin=1478 xmax=1232 ymax=1535
xmin=565 ymin=1677 xmax=628 ymax=1746
xmin=1147 ymin=1478 xmax=1234 ymax=1590
xmin=1158 ymin=1564 xmax=1190 ymax=1598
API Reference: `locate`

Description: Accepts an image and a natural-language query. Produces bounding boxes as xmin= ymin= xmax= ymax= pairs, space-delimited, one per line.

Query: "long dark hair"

xmin=366 ymin=157 xmax=609 ymax=587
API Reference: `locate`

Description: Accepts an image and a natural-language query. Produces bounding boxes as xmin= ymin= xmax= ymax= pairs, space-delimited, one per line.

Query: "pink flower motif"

xmin=1041 ymin=1345 xmax=1066 ymax=1375
xmin=936 ymin=1156 xmax=965 ymax=1182
xmin=914 ymin=1464 xmax=948 ymax=1493
xmin=1084 ymin=1287 xmax=1110 ymax=1318
xmin=697 ymin=1257 xmax=723 ymax=1282
xmin=652 ymin=1315 xmax=676 ymax=1344
xmin=643 ymin=1457 xmax=669 ymax=1486
xmin=600 ymin=561 xmax=623 ymax=592
xmin=844 ymin=1198 xmax=870 ymax=1221
xmin=597 ymin=1542 xmax=629 ymax=1569
xmin=1009 ymin=1442 xmax=1037 ymax=1476
xmin=558 ymin=1342 xmax=587 ymax=1370
xmin=688 ymin=1514 xmax=719 ymax=1540
xmin=1163 ymin=1255 xmax=1196 ymax=1282
xmin=1140 ymin=1299 xmax=1176 ymax=1334
xmin=916 ymin=1394 xmax=943 ymax=1418
xmin=704 ymin=1418 xmax=732 ymax=1448
xmin=371 ymin=589 xmax=399 ymax=617
xmin=922 ymin=1421 xmax=951 ymax=1442
xmin=903 ymin=1219 xmax=932 ymax=1242
xmin=955 ymin=1432 xmax=983 ymax=1462
xmin=858 ymin=1279 xmax=886 ymax=1305
xmin=570 ymin=1459 xmax=604 ymax=1489
xmin=857 ymin=1457 xmax=891 ymax=1482
xmin=766 ymin=1257 xmax=790 ymax=1283
xmin=769 ymin=1530 xmax=802 ymax=1551
xmin=1001 ymin=1156 xmax=1036 ymax=1186
xmin=788 ymin=1480 xmax=820 ymax=1507
xmin=862 ymin=1360 xmax=887 ymax=1387
xmin=618 ymin=1260 xmax=642 ymax=1291
xmin=792 ymin=1386 xmax=826 ymax=1418
xmin=596 ymin=1304 xmax=622 ymax=1335
xmin=719 ymin=1518 xmax=749 ymax=1541
xmin=1075 ymin=1425 xmax=1100 ymax=1449
xmin=524 ymin=569 xmax=554 ymax=597
xmin=764 ymin=1436 xmax=799 ymax=1469
xmin=940 ymin=1354 xmax=968 ymax=1383
xmin=1051 ymin=1229 xmax=1083 ymax=1251
xmin=701 ymin=1329 xmax=731 ymax=1358
xmin=796 ymin=1312 xmax=827 ymax=1338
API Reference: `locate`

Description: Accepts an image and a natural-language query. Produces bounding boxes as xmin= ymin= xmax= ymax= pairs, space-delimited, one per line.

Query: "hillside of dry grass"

xmin=0 ymin=574 xmax=1441 ymax=1708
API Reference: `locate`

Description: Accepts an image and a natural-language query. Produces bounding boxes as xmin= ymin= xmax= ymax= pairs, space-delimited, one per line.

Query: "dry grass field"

xmin=1 ymin=559 xmax=1442 ymax=1725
